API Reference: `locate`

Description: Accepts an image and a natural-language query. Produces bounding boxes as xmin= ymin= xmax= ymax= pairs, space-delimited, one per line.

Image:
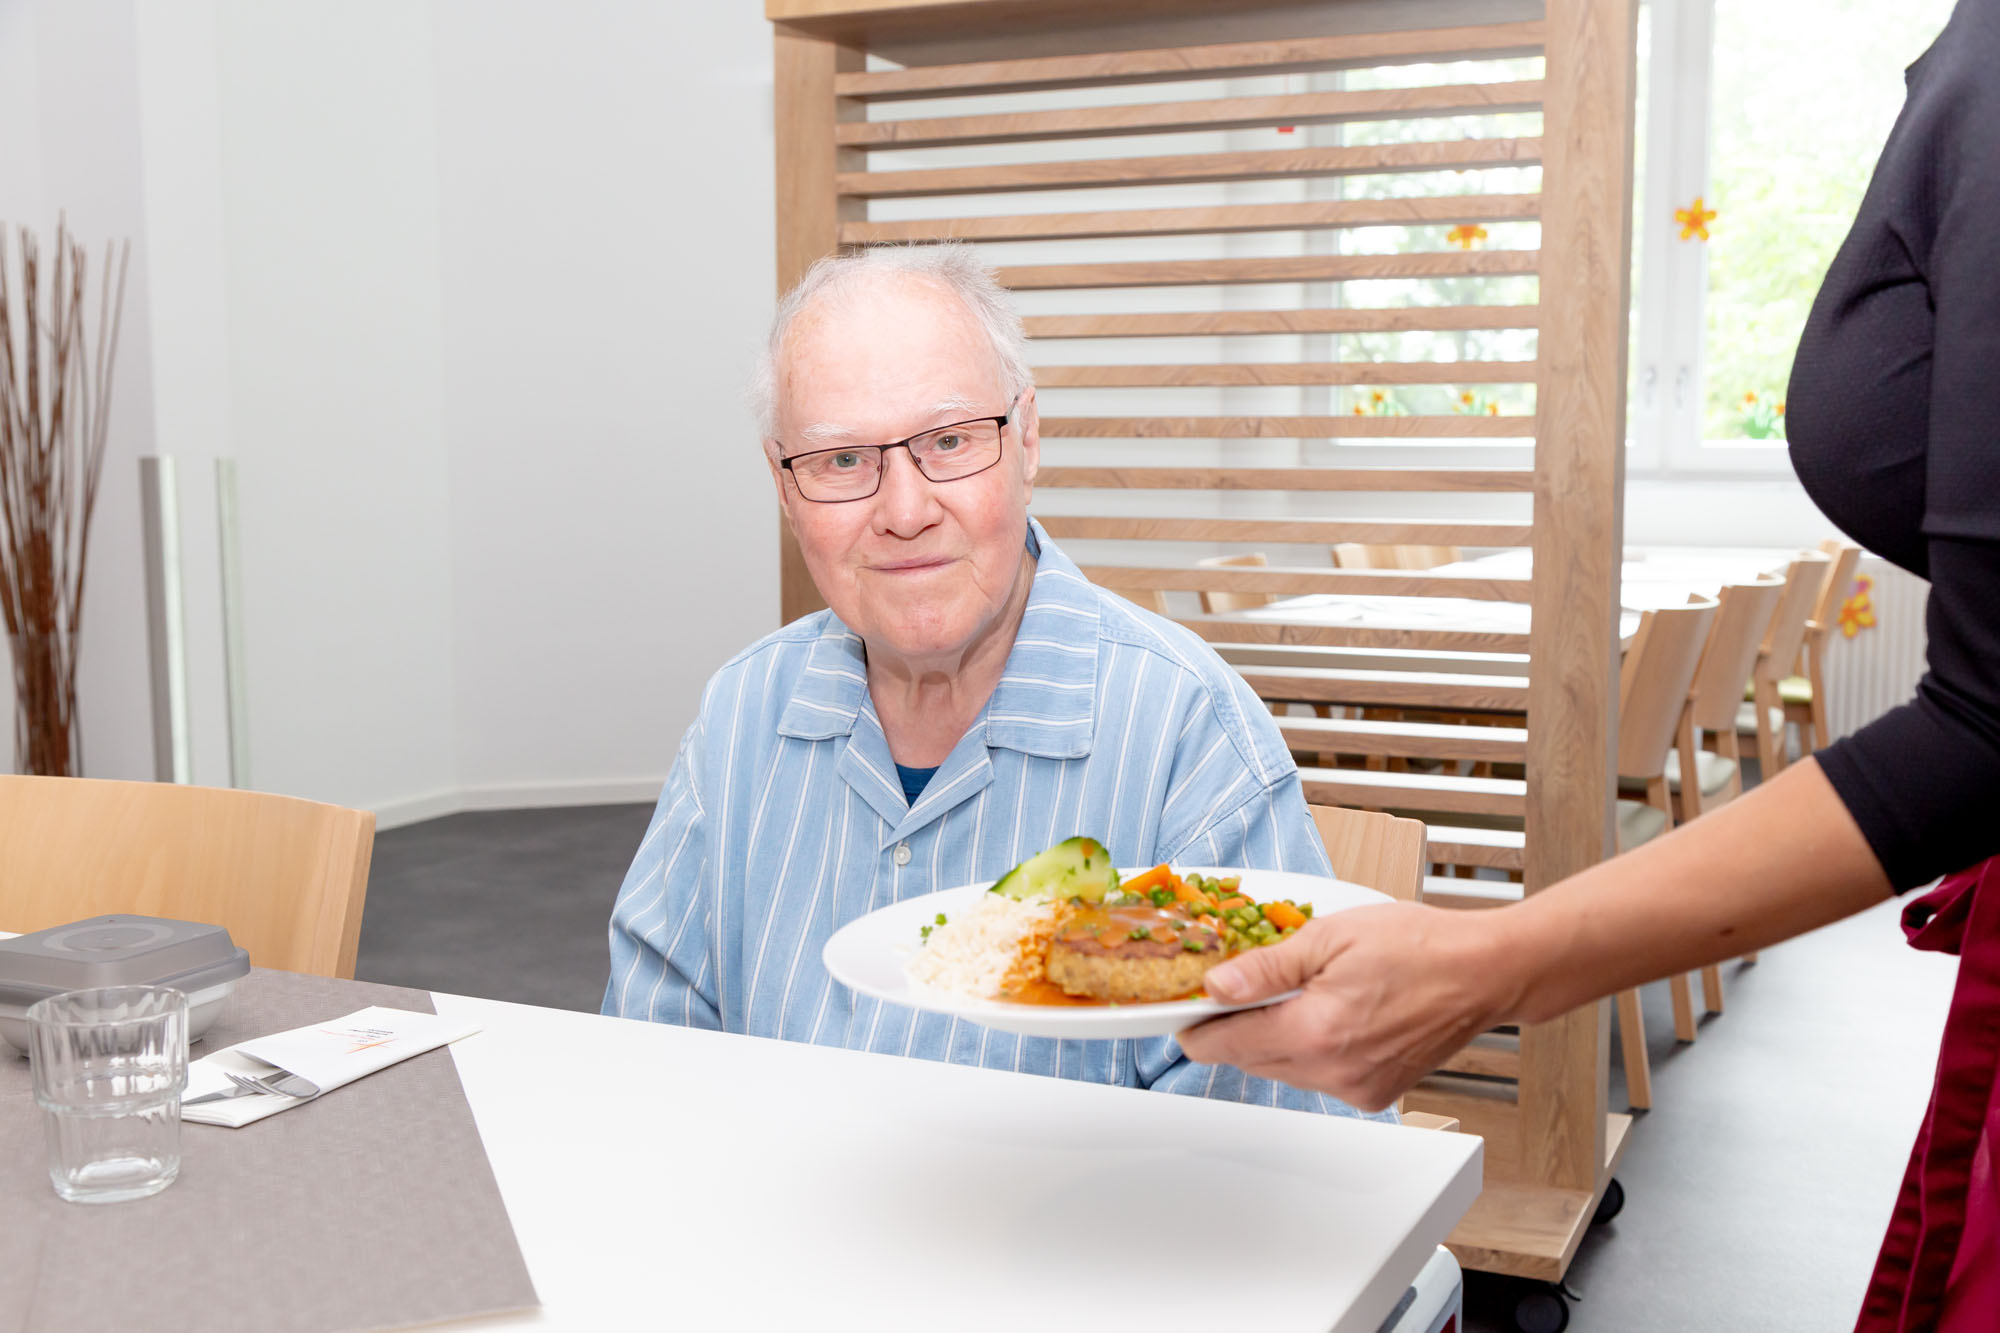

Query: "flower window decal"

xmin=1675 ymin=196 xmax=1718 ymax=242
xmin=1838 ymin=575 xmax=1877 ymax=638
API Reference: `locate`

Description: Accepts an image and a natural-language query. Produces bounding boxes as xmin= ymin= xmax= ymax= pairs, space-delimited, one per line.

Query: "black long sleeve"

xmin=1787 ymin=0 xmax=2000 ymax=890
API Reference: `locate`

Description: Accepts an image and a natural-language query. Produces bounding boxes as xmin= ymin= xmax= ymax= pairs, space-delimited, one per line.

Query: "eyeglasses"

xmin=778 ymin=397 xmax=1018 ymax=503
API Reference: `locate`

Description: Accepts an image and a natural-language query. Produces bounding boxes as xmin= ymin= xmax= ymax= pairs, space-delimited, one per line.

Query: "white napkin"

xmin=182 ymin=1005 xmax=480 ymax=1128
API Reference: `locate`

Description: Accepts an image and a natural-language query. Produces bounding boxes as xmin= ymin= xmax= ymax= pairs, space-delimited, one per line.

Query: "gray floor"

xmin=356 ymin=804 xmax=650 ymax=1012
xmin=356 ymin=803 xmax=1957 ymax=1332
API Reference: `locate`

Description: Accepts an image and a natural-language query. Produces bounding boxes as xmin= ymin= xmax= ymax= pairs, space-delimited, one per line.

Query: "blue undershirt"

xmin=894 ymin=764 xmax=939 ymax=805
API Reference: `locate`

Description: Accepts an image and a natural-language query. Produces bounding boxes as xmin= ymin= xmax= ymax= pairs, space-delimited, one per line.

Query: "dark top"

xmin=895 ymin=763 xmax=938 ymax=805
xmin=1787 ymin=0 xmax=2000 ymax=889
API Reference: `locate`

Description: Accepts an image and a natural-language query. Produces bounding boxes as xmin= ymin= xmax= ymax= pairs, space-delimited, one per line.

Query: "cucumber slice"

xmin=989 ymin=836 xmax=1121 ymax=903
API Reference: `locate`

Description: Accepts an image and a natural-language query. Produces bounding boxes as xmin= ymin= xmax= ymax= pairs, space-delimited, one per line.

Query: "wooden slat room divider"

xmin=769 ymin=0 xmax=1637 ymax=1284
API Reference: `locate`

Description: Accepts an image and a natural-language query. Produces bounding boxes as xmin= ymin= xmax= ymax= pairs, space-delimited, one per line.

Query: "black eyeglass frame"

xmin=777 ymin=393 xmax=1023 ymax=503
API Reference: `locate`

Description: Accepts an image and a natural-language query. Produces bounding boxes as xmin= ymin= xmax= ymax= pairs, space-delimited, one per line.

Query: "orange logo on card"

xmin=318 ymin=1025 xmax=397 ymax=1055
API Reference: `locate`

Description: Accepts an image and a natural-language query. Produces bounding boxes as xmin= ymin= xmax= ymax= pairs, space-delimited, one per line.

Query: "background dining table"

xmin=1213 ymin=546 xmax=1800 ymax=681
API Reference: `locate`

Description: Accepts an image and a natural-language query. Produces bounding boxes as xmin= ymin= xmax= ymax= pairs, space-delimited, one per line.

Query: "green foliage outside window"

xmin=1701 ymin=0 xmax=1955 ymax=442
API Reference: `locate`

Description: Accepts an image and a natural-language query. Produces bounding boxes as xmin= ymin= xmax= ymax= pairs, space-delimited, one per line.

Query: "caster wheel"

xmin=1514 ymin=1287 xmax=1571 ymax=1333
xmin=1592 ymin=1176 xmax=1626 ymax=1226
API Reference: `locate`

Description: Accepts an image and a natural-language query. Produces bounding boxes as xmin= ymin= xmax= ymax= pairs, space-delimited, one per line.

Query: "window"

xmin=1629 ymin=0 xmax=1956 ymax=473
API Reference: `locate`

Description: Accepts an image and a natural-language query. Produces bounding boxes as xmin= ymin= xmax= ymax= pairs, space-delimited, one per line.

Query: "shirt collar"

xmin=774 ymin=517 xmax=1100 ymax=762
xmin=980 ymin=518 xmax=1099 ymax=760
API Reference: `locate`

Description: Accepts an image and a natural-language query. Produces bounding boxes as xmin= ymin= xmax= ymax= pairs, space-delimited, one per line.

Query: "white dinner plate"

xmin=821 ymin=867 xmax=1388 ymax=1040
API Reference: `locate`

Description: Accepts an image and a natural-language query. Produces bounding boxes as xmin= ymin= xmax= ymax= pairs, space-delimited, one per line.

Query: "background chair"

xmin=1196 ymin=551 xmax=1275 ymax=614
xmin=0 ymin=776 xmax=376 ymax=978
xmin=1735 ymin=552 xmax=1832 ymax=778
xmin=1332 ymin=544 xmax=1463 ymax=570
xmin=1781 ymin=539 xmax=1864 ymax=753
xmin=1307 ymin=803 xmax=1456 ymax=1130
xmin=1608 ymin=597 xmax=1719 ymax=1104
xmin=1644 ymin=579 xmax=1786 ymax=1011
xmin=1624 ymin=578 xmax=1785 ymax=823
xmin=1310 ymin=803 xmax=1427 ymax=902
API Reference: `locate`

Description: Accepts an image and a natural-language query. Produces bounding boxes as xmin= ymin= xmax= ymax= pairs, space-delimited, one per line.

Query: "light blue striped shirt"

xmin=603 ymin=519 xmax=1390 ymax=1121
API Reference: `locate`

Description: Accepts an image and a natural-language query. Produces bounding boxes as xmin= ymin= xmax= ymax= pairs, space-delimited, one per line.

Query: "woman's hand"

xmin=1177 ymin=901 xmax=1527 ymax=1111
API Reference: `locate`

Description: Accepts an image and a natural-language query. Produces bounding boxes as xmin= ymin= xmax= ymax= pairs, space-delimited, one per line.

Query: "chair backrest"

xmin=1756 ymin=552 xmax=1832 ymax=683
xmin=1686 ymin=579 xmax=1786 ymax=733
xmin=1309 ymin=804 xmax=1427 ymax=902
xmin=1804 ymin=539 xmax=1864 ymax=652
xmin=1115 ymin=586 xmax=1171 ymax=615
xmin=0 ymin=776 xmax=376 ymax=977
xmin=1332 ymin=544 xmax=1463 ymax=570
xmin=1197 ymin=552 xmax=1273 ymax=614
xmin=1616 ymin=596 xmax=1719 ymax=779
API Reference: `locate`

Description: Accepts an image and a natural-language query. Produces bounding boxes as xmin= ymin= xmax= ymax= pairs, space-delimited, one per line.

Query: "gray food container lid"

xmin=0 ymin=915 xmax=252 ymax=1009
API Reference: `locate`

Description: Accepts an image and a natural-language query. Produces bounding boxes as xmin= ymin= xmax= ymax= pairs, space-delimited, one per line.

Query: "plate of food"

xmin=821 ymin=836 xmax=1389 ymax=1040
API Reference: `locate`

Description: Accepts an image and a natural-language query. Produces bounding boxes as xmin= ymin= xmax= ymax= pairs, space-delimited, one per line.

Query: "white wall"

xmin=207 ymin=2 xmax=462 ymax=813
xmin=0 ymin=0 xmax=161 ymax=784
xmin=5 ymin=0 xmax=779 ymax=820
xmin=428 ymin=0 xmax=777 ymax=806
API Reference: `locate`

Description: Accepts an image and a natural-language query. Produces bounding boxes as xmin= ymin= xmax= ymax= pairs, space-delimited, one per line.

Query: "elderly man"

xmin=603 ymin=244 xmax=1386 ymax=1120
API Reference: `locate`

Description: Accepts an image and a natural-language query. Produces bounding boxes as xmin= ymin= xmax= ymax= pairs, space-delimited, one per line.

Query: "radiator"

xmin=1817 ymin=556 xmax=1929 ymax=744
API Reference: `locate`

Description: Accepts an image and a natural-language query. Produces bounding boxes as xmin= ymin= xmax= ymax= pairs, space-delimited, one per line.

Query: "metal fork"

xmin=226 ymin=1069 xmax=322 ymax=1101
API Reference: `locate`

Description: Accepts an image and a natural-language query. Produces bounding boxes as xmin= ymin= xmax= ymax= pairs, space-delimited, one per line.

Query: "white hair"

xmin=750 ymin=243 xmax=1032 ymax=445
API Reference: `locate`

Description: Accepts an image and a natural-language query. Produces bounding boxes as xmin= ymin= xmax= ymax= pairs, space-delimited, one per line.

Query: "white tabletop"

xmin=1431 ymin=547 xmax=1796 ymax=609
xmin=1238 ymin=546 xmax=1797 ymax=646
xmin=1239 ymin=592 xmax=1644 ymax=647
xmin=433 ymin=993 xmax=1482 ymax=1333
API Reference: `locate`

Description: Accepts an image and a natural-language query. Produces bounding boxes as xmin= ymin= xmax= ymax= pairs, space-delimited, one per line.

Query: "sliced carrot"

xmin=1217 ymin=896 xmax=1250 ymax=911
xmin=1264 ymin=900 xmax=1307 ymax=931
xmin=1122 ymin=864 xmax=1173 ymax=897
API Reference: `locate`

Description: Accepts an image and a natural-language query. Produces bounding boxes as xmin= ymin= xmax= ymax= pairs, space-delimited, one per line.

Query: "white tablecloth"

xmin=434 ymin=992 xmax=1482 ymax=1333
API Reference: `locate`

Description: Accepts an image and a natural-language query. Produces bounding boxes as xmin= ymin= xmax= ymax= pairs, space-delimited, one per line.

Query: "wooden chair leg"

xmin=1670 ymin=974 xmax=1698 ymax=1042
xmin=1701 ymin=963 xmax=1725 ymax=1015
xmin=1617 ymin=988 xmax=1652 ymax=1110
xmin=1675 ymin=709 xmax=1704 ymax=822
xmin=1808 ymin=641 xmax=1831 ymax=753
xmin=1752 ymin=677 xmax=1787 ymax=777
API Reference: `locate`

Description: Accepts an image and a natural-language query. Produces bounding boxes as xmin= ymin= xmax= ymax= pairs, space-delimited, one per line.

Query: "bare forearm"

xmin=1496 ymin=757 xmax=1893 ymax=1025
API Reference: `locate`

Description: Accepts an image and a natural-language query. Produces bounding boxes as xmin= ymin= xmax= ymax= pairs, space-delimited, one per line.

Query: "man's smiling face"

xmin=769 ymin=276 xmax=1040 ymax=666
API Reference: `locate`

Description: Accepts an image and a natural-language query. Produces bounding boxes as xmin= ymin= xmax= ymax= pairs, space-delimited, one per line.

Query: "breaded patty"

xmin=1045 ymin=903 xmax=1225 ymax=1003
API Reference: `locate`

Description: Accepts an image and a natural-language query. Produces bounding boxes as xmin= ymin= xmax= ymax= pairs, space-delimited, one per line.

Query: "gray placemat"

xmin=0 ymin=970 xmax=539 ymax=1333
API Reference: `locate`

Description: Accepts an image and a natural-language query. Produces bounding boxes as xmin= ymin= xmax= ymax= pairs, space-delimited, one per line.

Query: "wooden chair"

xmin=1735 ymin=552 xmax=1832 ymax=778
xmin=1307 ymin=803 xmax=1456 ymax=1129
xmin=0 ymin=776 xmax=376 ymax=978
xmin=1332 ymin=544 xmax=1463 ymax=570
xmin=1620 ymin=580 xmax=1783 ymax=1021
xmin=1609 ymin=597 xmax=1719 ymax=1106
xmin=1196 ymin=552 xmax=1275 ymax=614
xmin=1310 ymin=803 xmax=1427 ymax=902
xmin=1780 ymin=539 xmax=1864 ymax=753
xmin=1625 ymin=579 xmax=1785 ymax=820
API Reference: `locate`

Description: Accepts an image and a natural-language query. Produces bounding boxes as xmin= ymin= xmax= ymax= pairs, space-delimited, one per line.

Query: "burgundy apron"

xmin=1857 ymin=856 xmax=2000 ymax=1332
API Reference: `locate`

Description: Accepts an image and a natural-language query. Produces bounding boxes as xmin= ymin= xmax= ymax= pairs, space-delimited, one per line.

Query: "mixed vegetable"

xmin=980 ymin=835 xmax=1312 ymax=955
xmin=1113 ymin=863 xmax=1312 ymax=953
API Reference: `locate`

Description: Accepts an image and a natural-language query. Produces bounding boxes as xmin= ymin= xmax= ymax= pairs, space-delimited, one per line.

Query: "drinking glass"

xmin=28 ymin=985 xmax=189 ymax=1204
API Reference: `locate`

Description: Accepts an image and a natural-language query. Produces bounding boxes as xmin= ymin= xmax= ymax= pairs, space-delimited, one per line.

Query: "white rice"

xmin=906 ymin=893 xmax=1056 ymax=1000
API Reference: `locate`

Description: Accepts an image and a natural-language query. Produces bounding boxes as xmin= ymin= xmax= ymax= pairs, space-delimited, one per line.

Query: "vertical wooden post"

xmin=1519 ymin=0 xmax=1639 ymax=1194
xmin=772 ymin=25 xmax=863 ymax=625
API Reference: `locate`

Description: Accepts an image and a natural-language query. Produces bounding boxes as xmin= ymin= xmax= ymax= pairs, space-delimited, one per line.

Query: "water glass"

xmin=28 ymin=985 xmax=189 ymax=1204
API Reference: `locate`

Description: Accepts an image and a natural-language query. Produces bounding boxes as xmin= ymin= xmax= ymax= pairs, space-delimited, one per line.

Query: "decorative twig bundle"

xmin=0 ymin=217 xmax=129 ymax=776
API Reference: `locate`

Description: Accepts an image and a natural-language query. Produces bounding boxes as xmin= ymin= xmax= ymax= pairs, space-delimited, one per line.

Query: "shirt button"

xmin=893 ymin=842 xmax=912 ymax=867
